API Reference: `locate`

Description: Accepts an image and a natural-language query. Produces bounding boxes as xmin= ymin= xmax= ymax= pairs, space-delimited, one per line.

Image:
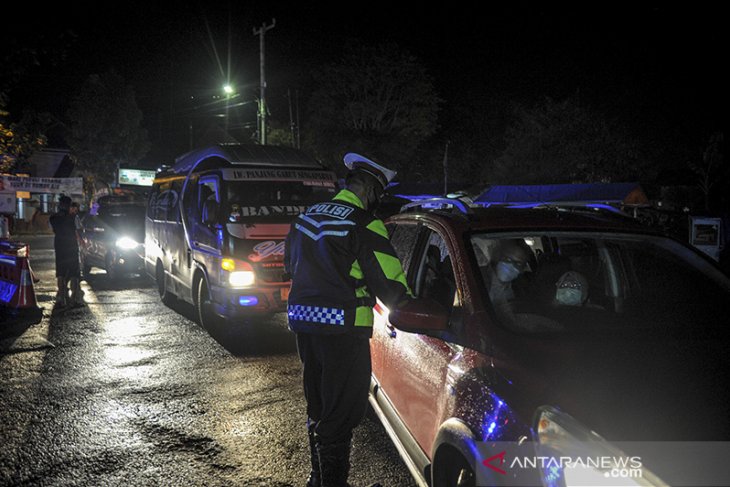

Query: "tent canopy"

xmin=473 ymin=183 xmax=649 ymax=206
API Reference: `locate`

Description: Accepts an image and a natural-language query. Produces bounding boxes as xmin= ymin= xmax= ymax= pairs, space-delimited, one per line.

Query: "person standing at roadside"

xmin=69 ymin=201 xmax=86 ymax=301
xmin=49 ymin=196 xmax=84 ymax=307
xmin=285 ymin=153 xmax=412 ymax=487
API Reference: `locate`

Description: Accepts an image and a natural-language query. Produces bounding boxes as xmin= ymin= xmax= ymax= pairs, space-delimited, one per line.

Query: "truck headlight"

xmin=229 ymin=271 xmax=255 ymax=286
xmin=115 ymin=236 xmax=138 ymax=250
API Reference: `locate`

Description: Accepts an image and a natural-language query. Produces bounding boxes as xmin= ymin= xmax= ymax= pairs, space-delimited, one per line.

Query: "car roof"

xmin=390 ymin=203 xmax=659 ymax=236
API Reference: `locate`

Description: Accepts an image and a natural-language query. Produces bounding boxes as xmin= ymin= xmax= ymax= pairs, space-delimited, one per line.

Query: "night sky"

xmin=3 ymin=4 xmax=726 ymax=171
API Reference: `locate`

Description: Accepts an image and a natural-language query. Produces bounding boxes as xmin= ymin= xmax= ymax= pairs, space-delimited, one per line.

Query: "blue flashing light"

xmin=239 ymin=296 xmax=259 ymax=306
xmin=482 ymin=393 xmax=507 ymax=440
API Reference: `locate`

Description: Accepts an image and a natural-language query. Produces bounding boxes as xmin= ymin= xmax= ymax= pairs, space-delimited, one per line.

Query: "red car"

xmin=369 ymin=198 xmax=730 ymax=487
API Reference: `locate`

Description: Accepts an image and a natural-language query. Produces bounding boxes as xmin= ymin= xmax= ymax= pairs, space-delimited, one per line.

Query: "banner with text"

xmin=0 ymin=176 xmax=83 ymax=195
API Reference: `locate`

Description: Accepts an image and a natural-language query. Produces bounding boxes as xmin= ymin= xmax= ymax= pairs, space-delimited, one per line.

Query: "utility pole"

xmin=253 ymin=19 xmax=275 ymax=145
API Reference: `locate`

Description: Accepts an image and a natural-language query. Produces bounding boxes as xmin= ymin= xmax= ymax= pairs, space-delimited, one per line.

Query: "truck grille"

xmin=255 ymin=263 xmax=288 ymax=283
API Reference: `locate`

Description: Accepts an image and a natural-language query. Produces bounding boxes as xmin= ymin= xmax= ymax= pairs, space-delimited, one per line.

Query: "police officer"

xmin=285 ymin=153 xmax=412 ymax=487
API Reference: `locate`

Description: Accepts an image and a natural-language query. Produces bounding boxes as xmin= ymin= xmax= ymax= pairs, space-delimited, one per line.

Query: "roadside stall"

xmin=0 ymin=175 xmax=84 ymax=234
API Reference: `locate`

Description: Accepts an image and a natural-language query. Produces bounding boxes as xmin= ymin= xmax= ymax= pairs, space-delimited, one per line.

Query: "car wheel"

xmin=156 ymin=262 xmax=176 ymax=306
xmin=433 ymin=448 xmax=476 ymax=487
xmin=196 ymin=277 xmax=217 ymax=328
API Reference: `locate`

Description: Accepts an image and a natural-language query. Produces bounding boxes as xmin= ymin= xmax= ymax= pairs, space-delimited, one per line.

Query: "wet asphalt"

xmin=0 ymin=235 xmax=416 ymax=487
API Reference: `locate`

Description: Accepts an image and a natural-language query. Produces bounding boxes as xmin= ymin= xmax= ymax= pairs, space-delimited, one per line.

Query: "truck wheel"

xmin=196 ymin=277 xmax=216 ymax=328
xmin=156 ymin=262 xmax=175 ymax=306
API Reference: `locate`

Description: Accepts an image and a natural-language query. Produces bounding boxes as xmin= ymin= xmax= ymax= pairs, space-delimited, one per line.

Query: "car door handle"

xmin=386 ymin=323 xmax=397 ymax=338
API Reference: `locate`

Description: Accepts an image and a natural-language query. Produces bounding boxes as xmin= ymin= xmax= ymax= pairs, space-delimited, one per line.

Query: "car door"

xmin=376 ymin=223 xmax=463 ymax=453
xmin=372 ymin=221 xmax=422 ymax=381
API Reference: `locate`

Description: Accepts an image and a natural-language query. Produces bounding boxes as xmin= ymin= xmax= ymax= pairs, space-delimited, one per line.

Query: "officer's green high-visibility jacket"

xmin=284 ymin=189 xmax=412 ymax=336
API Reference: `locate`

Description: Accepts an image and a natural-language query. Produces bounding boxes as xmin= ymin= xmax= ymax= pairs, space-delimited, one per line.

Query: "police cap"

xmin=343 ymin=153 xmax=397 ymax=190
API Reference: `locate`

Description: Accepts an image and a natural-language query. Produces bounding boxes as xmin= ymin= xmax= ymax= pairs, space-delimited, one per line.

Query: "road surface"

xmin=0 ymin=235 xmax=416 ymax=486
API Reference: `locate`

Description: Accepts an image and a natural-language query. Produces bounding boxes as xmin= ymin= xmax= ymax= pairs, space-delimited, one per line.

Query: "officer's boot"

xmin=55 ymin=277 xmax=68 ymax=307
xmin=306 ymin=421 xmax=321 ymax=487
xmin=316 ymin=440 xmax=351 ymax=487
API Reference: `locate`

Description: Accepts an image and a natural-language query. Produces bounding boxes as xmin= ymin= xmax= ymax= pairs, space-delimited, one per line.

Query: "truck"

xmin=145 ymin=144 xmax=338 ymax=326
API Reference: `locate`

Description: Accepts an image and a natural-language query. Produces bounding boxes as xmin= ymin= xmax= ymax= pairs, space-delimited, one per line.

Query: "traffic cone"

xmin=8 ymin=256 xmax=40 ymax=311
xmin=28 ymin=261 xmax=40 ymax=283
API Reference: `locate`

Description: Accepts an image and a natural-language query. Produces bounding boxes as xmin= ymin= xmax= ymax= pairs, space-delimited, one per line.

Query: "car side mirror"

xmin=202 ymin=199 xmax=218 ymax=226
xmin=389 ymin=298 xmax=450 ymax=334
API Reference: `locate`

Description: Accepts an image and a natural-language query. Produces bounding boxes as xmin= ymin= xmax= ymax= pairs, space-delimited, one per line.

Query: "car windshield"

xmin=470 ymin=231 xmax=730 ymax=334
xmin=225 ymin=180 xmax=336 ymax=220
xmin=97 ymin=205 xmax=146 ymax=237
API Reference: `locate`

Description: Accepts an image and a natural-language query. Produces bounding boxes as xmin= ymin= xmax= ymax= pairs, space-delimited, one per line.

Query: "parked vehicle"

xmin=145 ymin=144 xmax=338 ymax=325
xmin=80 ymin=200 xmax=146 ymax=279
xmin=370 ymin=197 xmax=730 ymax=487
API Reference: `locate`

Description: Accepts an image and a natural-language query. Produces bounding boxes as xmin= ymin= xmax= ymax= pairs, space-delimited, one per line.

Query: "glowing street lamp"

xmin=223 ymin=84 xmax=235 ymax=134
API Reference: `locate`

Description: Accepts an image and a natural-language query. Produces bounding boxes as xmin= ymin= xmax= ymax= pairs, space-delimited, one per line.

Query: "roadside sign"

xmin=119 ymin=168 xmax=156 ymax=187
xmin=689 ymin=216 xmax=722 ymax=261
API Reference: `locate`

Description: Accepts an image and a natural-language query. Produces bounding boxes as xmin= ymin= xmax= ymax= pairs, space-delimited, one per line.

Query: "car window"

xmin=386 ymin=222 xmax=420 ymax=279
xmin=470 ymin=231 xmax=730 ymax=334
xmin=414 ymin=230 xmax=459 ymax=312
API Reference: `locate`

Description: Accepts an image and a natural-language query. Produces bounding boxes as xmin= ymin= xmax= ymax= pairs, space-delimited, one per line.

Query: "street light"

xmin=223 ymin=84 xmax=234 ymax=135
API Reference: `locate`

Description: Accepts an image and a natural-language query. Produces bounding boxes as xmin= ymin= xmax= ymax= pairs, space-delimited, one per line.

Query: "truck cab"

xmin=145 ymin=144 xmax=338 ymax=325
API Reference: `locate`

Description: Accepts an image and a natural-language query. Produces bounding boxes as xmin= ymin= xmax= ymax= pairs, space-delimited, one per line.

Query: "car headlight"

xmin=229 ymin=271 xmax=255 ymax=286
xmin=115 ymin=236 xmax=139 ymax=250
xmin=532 ymin=406 xmax=666 ymax=487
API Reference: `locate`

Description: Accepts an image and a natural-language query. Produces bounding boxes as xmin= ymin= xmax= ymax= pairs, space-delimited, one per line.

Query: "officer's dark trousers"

xmin=295 ymin=332 xmax=371 ymax=444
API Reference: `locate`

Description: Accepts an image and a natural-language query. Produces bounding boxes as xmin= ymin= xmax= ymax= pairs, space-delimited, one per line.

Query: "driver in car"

xmin=485 ymin=238 xmax=561 ymax=332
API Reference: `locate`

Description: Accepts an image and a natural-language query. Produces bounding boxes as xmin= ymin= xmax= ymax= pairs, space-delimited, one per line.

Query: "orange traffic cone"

xmin=28 ymin=261 xmax=41 ymax=283
xmin=8 ymin=256 xmax=40 ymax=311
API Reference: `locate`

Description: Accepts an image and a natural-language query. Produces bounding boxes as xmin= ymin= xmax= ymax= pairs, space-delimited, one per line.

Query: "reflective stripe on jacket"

xmin=284 ymin=189 xmax=411 ymax=336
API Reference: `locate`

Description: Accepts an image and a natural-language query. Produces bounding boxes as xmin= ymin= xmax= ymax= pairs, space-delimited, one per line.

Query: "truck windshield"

xmin=225 ymin=180 xmax=336 ymax=220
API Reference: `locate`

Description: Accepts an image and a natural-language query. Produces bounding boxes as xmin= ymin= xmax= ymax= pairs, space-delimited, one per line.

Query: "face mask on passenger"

xmin=496 ymin=261 xmax=521 ymax=283
xmin=556 ymin=287 xmax=584 ymax=306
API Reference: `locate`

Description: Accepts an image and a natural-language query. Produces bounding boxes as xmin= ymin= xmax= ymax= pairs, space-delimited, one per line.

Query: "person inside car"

xmin=484 ymin=238 xmax=561 ymax=332
xmin=553 ymin=270 xmax=605 ymax=310
xmin=486 ymin=238 xmax=532 ymax=307
xmin=554 ymin=270 xmax=589 ymax=306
